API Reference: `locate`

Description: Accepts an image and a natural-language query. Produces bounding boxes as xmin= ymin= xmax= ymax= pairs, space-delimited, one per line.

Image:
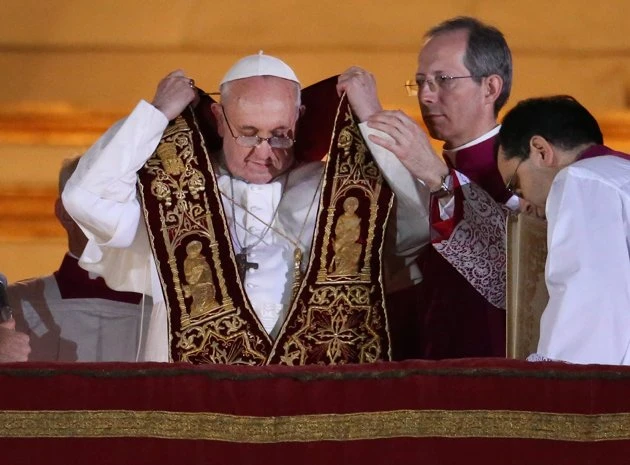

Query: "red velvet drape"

xmin=1 ymin=358 xmax=630 ymax=464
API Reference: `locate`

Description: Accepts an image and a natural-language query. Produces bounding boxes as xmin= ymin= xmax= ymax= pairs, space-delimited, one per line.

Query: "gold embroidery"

xmin=271 ymin=105 xmax=392 ymax=365
xmin=182 ymin=240 xmax=218 ymax=318
xmin=291 ymin=247 xmax=303 ymax=302
xmin=140 ymin=114 xmax=271 ymax=365
xmin=2 ymin=409 xmax=629 ymax=442
xmin=174 ymin=306 xmax=269 ymax=364
xmin=141 ymin=91 xmax=392 ymax=365
xmin=156 ymin=141 xmax=186 ymax=176
xmin=329 ymin=196 xmax=362 ymax=276
xmin=317 ymin=116 xmax=383 ymax=284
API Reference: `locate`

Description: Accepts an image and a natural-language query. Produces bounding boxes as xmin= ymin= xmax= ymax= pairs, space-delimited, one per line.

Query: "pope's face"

xmin=214 ymin=76 xmax=299 ymax=184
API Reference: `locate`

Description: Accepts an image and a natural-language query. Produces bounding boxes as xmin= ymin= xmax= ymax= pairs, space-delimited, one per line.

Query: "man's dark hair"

xmin=426 ymin=16 xmax=512 ymax=115
xmin=498 ymin=95 xmax=603 ymax=161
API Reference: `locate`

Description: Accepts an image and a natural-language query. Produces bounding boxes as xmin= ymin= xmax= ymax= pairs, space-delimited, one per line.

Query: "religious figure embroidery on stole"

xmin=139 ymin=115 xmax=272 ymax=365
xmin=157 ymin=142 xmax=186 ymax=176
xmin=269 ymin=107 xmax=393 ymax=365
xmin=182 ymin=240 xmax=219 ymax=317
xmin=329 ymin=196 xmax=363 ymax=276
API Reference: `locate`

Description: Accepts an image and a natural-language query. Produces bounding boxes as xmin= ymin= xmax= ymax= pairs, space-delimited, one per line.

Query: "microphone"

xmin=0 ymin=274 xmax=13 ymax=323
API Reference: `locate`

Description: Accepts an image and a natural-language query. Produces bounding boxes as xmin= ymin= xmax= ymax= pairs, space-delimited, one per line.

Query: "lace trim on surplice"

xmin=433 ymin=182 xmax=508 ymax=309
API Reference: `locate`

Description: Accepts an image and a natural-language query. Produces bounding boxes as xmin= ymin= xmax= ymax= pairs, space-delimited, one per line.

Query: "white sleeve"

xmin=358 ymin=122 xmax=430 ymax=256
xmin=61 ymin=100 xmax=169 ymax=296
xmin=537 ymin=168 xmax=630 ymax=365
xmin=62 ymin=100 xmax=168 ymax=247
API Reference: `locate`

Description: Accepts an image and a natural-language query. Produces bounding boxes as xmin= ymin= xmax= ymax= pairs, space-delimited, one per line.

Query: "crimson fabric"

xmin=419 ymin=249 xmax=506 ymax=358
xmin=577 ymin=144 xmax=630 ymax=162
xmin=292 ymin=76 xmax=343 ymax=162
xmin=53 ymin=254 xmax=142 ymax=304
xmin=417 ymin=134 xmax=507 ymax=359
xmin=449 ymin=135 xmax=512 ymax=204
xmin=1 ymin=359 xmax=630 ymax=464
xmin=430 ymin=169 xmax=464 ymax=242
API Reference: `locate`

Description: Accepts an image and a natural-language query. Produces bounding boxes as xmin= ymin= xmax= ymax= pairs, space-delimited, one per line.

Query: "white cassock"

xmin=533 ymin=155 xmax=630 ymax=365
xmin=62 ymin=100 xmax=430 ymax=361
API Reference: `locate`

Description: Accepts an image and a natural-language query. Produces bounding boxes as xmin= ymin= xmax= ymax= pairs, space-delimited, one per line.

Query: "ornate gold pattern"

xmin=269 ymin=104 xmax=393 ymax=365
xmin=138 ymin=111 xmax=272 ymax=365
xmin=139 ymin=90 xmax=392 ymax=365
xmin=277 ymin=285 xmax=384 ymax=365
xmin=2 ymin=409 xmax=630 ymax=442
xmin=316 ymin=115 xmax=383 ymax=284
xmin=182 ymin=240 xmax=218 ymax=318
xmin=329 ymin=196 xmax=362 ymax=276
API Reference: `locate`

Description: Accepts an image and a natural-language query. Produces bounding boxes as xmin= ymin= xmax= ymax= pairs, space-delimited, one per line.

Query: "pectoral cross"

xmin=235 ymin=247 xmax=259 ymax=281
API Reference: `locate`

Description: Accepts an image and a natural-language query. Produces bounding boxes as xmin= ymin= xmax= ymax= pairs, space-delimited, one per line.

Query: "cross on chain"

xmin=235 ymin=247 xmax=259 ymax=281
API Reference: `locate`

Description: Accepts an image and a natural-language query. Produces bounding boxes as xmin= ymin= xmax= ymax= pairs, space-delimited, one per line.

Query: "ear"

xmin=55 ymin=198 xmax=74 ymax=231
xmin=483 ymin=74 xmax=503 ymax=106
xmin=298 ymin=104 xmax=306 ymax=118
xmin=210 ymin=102 xmax=225 ymax=137
xmin=529 ymin=135 xmax=556 ymax=168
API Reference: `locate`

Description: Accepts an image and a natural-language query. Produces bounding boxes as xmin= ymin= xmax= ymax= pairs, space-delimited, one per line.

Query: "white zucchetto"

xmin=219 ymin=51 xmax=300 ymax=87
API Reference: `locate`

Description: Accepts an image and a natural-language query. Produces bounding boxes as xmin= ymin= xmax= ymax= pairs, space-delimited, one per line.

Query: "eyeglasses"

xmin=405 ymin=74 xmax=482 ymax=96
xmin=505 ymin=158 xmax=524 ymax=198
xmin=221 ymin=106 xmax=296 ymax=149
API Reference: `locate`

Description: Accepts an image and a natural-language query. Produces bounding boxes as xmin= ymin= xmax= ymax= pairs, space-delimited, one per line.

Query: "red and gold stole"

xmin=137 ymin=77 xmax=394 ymax=365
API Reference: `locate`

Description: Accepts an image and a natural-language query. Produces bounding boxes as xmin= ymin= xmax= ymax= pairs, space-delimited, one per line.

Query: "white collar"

xmin=443 ymin=125 xmax=501 ymax=154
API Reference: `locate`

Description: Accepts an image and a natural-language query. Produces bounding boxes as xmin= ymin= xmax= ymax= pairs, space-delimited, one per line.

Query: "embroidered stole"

xmin=137 ymin=78 xmax=394 ymax=365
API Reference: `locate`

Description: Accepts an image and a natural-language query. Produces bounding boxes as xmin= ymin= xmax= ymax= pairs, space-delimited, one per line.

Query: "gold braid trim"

xmin=2 ymin=409 xmax=629 ymax=442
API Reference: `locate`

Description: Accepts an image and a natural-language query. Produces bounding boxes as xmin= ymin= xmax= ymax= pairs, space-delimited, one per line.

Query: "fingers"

xmin=337 ymin=67 xmax=373 ymax=92
xmin=152 ymin=70 xmax=198 ymax=121
xmin=336 ymin=67 xmax=381 ymax=122
xmin=163 ymin=70 xmax=195 ymax=87
xmin=166 ymin=69 xmax=186 ymax=78
xmin=368 ymin=133 xmax=397 ymax=152
xmin=0 ymin=325 xmax=31 ymax=362
xmin=0 ymin=318 xmax=15 ymax=330
xmin=367 ymin=110 xmax=415 ymax=144
xmin=160 ymin=70 xmax=196 ymax=89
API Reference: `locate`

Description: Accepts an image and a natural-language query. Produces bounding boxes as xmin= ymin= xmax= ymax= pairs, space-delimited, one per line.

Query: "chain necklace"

xmin=221 ymin=167 xmax=322 ymax=297
xmin=228 ymin=171 xmax=288 ymax=281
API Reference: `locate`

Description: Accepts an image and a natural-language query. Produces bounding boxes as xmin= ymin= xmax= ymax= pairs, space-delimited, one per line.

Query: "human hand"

xmin=151 ymin=69 xmax=198 ymax=121
xmin=336 ymin=67 xmax=383 ymax=122
xmin=367 ymin=110 xmax=449 ymax=190
xmin=0 ymin=318 xmax=30 ymax=362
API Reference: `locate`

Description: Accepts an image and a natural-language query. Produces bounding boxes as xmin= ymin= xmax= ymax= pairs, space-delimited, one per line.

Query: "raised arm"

xmin=337 ymin=68 xmax=432 ymax=257
xmin=62 ymin=70 xmax=197 ymax=248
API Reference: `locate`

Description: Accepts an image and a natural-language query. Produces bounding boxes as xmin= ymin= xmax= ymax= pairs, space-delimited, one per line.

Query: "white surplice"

xmin=535 ymin=155 xmax=630 ymax=365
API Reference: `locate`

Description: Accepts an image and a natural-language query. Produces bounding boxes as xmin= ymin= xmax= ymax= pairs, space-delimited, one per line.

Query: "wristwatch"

xmin=430 ymin=173 xmax=452 ymax=199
